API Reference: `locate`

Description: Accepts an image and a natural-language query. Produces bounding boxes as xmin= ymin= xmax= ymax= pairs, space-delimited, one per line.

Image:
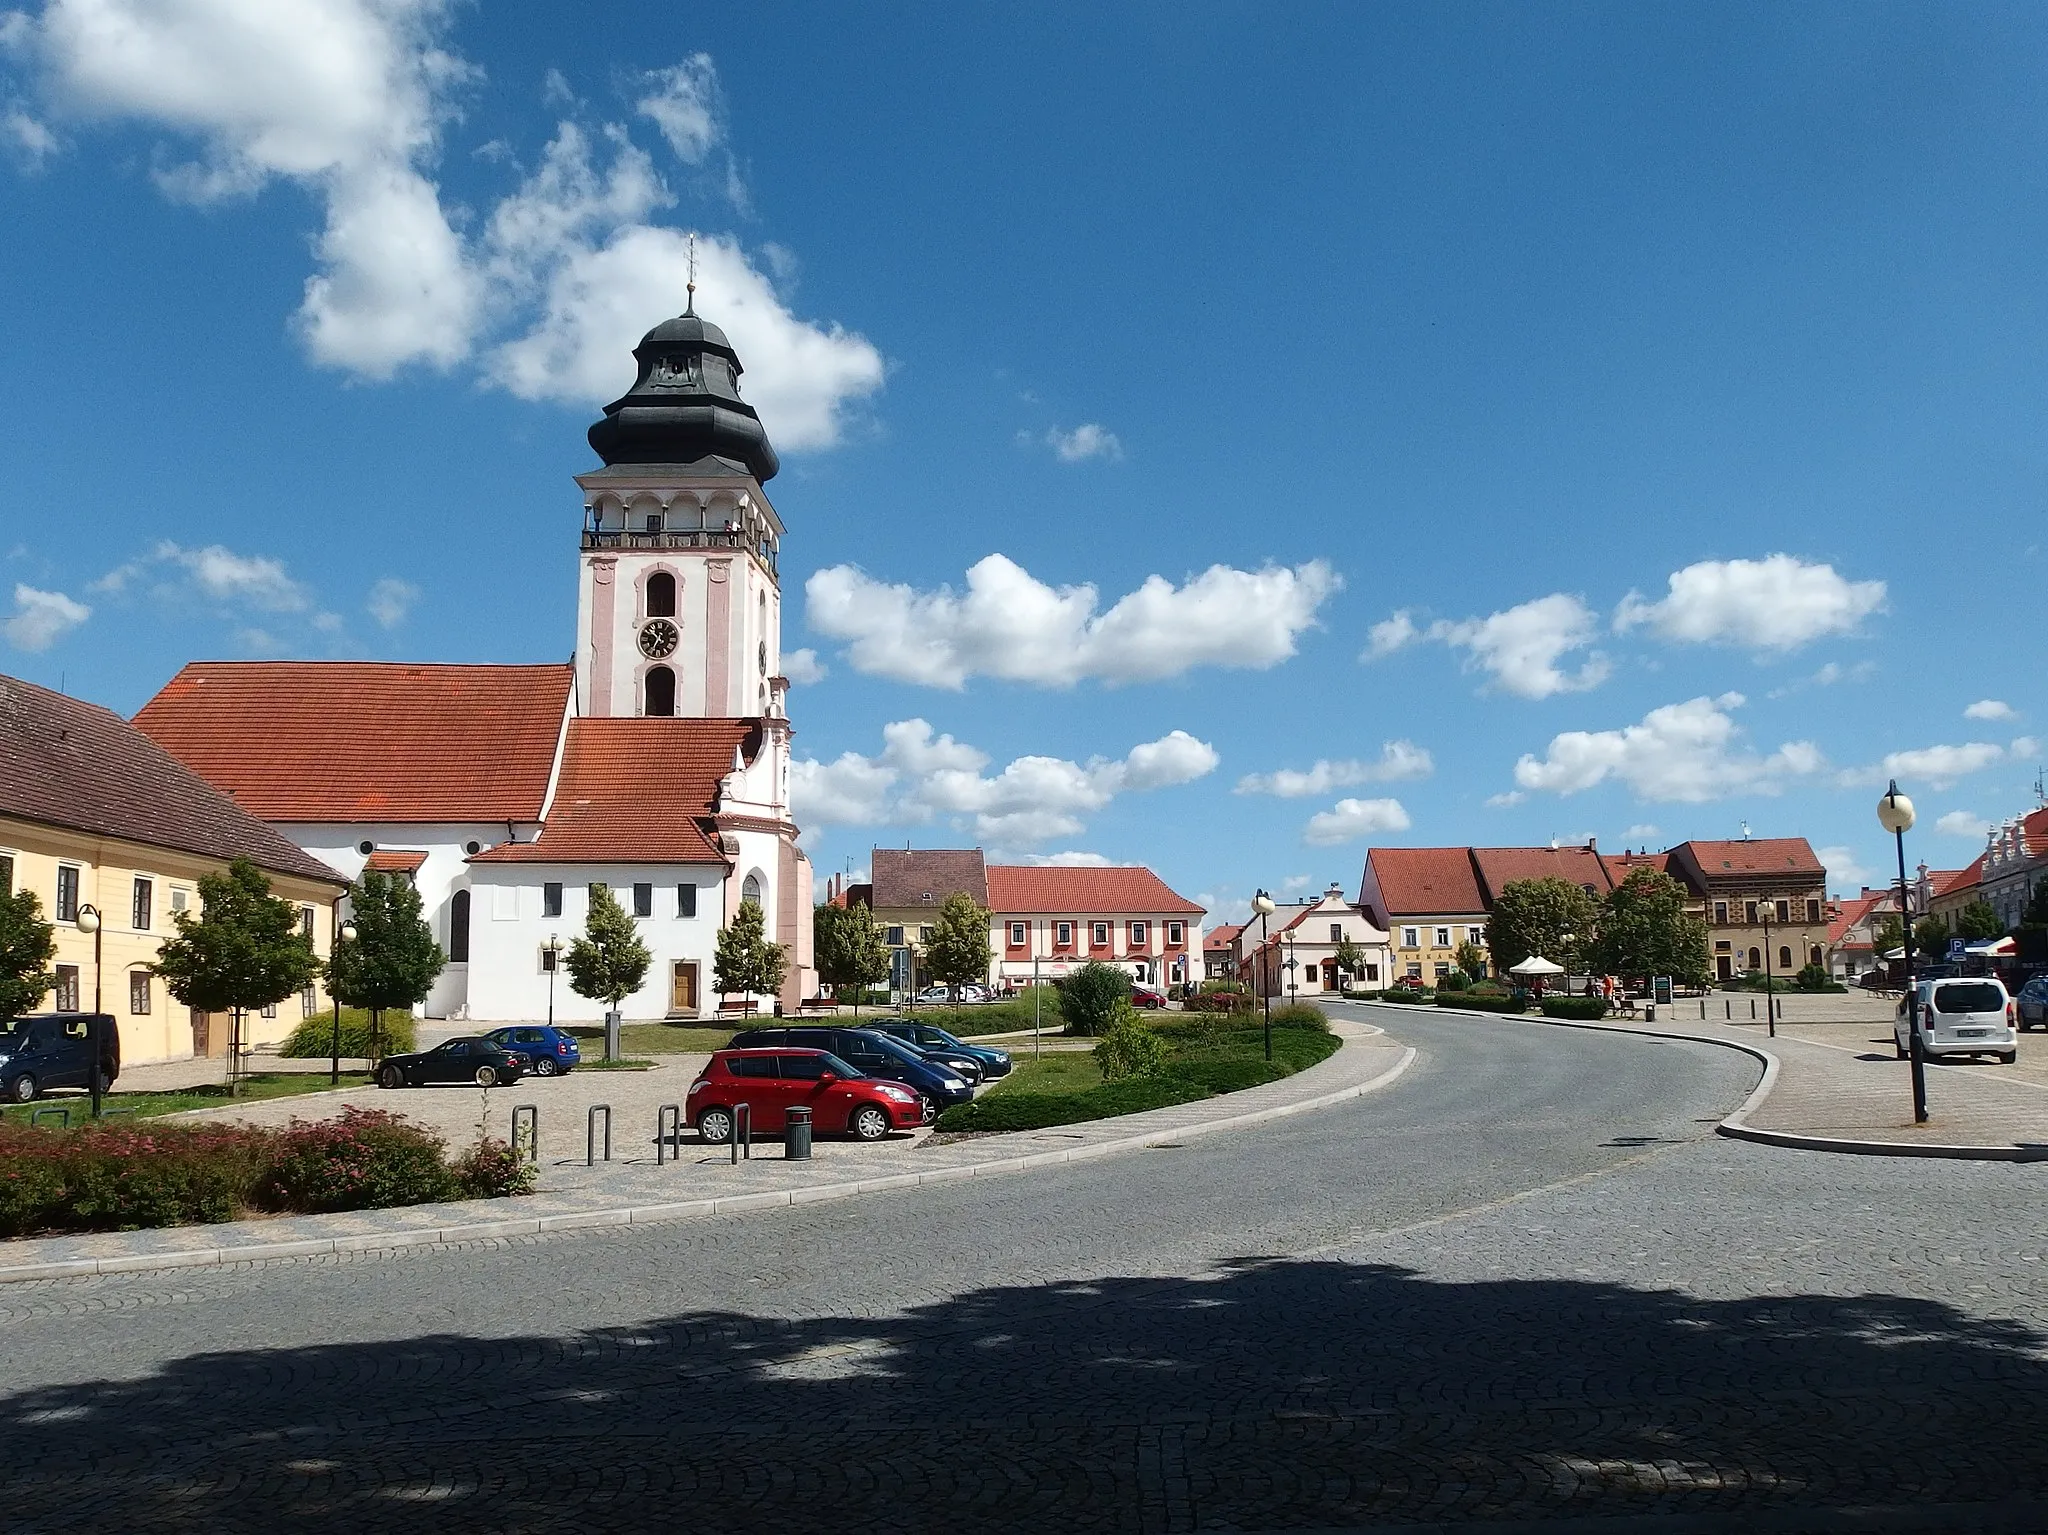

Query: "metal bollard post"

xmin=1725 ymin=999 xmax=1731 ymax=1019
xmin=586 ymin=1103 xmax=612 ymax=1166
xmin=30 ymin=1107 xmax=69 ymax=1130
xmin=1750 ymin=999 xmax=1757 ymax=1020
xmin=656 ymin=1104 xmax=681 ymax=1166
xmin=785 ymin=1104 xmax=813 ymax=1160
xmin=1700 ymin=999 xmax=1706 ymax=1020
xmin=731 ymin=1101 xmax=752 ymax=1164
xmin=510 ymin=1104 xmax=539 ymax=1165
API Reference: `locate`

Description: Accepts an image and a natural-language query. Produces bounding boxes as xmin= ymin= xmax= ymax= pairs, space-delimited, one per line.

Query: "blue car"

xmin=484 ymin=1024 xmax=582 ymax=1077
xmin=872 ymin=1020 xmax=1013 ymax=1079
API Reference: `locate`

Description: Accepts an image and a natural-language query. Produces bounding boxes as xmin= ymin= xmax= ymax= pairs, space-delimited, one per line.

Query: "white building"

xmin=1243 ymin=885 xmax=1393 ymax=999
xmin=985 ymin=864 xmax=1206 ymax=991
xmin=134 ymin=304 xmax=815 ymax=1020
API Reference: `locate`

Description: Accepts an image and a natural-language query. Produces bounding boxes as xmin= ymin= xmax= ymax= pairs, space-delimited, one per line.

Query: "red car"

xmin=1130 ymin=986 xmax=1167 ymax=1009
xmin=686 ymin=1047 xmax=930 ymax=1144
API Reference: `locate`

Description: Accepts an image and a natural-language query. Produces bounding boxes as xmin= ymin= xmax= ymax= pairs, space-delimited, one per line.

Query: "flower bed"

xmin=0 ymin=1108 xmax=533 ymax=1238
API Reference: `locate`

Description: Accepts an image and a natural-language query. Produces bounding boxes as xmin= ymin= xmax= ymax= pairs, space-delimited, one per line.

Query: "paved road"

xmin=3 ymin=1004 xmax=2044 ymax=1532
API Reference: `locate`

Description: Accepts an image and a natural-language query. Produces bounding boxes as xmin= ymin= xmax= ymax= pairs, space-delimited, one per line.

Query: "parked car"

xmin=870 ymin=1021 xmax=1014 ymax=1079
xmin=2015 ymin=975 xmax=2048 ymax=1031
xmin=484 ymin=1024 xmax=582 ymax=1075
xmin=0 ymin=1012 xmax=121 ymax=1103
xmin=1390 ymin=975 xmax=1428 ymax=993
xmin=1129 ymin=985 xmax=1167 ymax=1009
xmin=1895 ymin=977 xmax=2018 ymax=1064
xmin=728 ymin=1025 xmax=977 ymax=1109
xmin=687 ymin=1047 xmax=928 ymax=1144
xmin=377 ymin=1036 xmax=528 ymax=1089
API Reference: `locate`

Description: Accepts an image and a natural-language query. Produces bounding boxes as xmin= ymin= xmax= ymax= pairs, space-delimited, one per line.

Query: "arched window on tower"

xmin=646 ymin=571 xmax=676 ymax=618
xmin=645 ymin=666 xmax=676 ymax=717
xmin=448 ymin=889 xmax=471 ymax=963
xmin=742 ymin=873 xmax=763 ymax=908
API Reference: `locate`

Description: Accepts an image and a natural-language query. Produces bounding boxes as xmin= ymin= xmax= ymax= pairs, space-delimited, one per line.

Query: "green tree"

xmin=0 ymin=886 xmax=57 ymax=1022
xmin=1871 ymin=913 xmax=1904 ymax=955
xmin=1332 ymin=936 xmax=1367 ymax=987
xmin=1092 ymin=1000 xmax=1168 ymax=1081
xmin=814 ymin=901 xmax=890 ymax=1015
xmin=325 ymin=870 xmax=445 ymax=1065
xmin=1912 ymin=913 xmax=1951 ymax=962
xmin=1587 ymin=868 xmax=1710 ymax=985
xmin=1057 ymin=960 xmax=1133 ymax=1037
xmin=712 ymin=897 xmax=786 ymax=1001
xmin=1954 ymin=899 xmax=2004 ymax=942
xmin=1485 ymin=877 xmax=1599 ymax=975
xmin=567 ymin=883 xmax=654 ymax=1010
xmin=152 ymin=859 xmax=320 ymax=1091
xmin=923 ymin=892 xmax=993 ymax=1000
xmin=2016 ymin=880 xmax=2048 ymax=964
xmin=1452 ymin=938 xmax=1488 ymax=981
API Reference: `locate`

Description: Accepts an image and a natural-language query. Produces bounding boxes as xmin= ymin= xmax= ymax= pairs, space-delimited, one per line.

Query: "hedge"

xmin=1540 ymin=996 xmax=1610 ymax=1020
xmin=1437 ymin=991 xmax=1526 ymax=1013
xmin=277 ymin=1007 xmax=419 ymax=1059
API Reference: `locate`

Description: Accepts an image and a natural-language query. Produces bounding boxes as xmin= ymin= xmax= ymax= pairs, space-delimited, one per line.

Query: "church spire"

xmin=586 ymin=298 xmax=779 ymax=483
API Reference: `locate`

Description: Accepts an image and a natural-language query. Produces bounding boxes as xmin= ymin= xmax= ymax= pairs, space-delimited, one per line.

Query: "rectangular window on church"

xmin=677 ymin=883 xmax=697 ymax=918
xmin=633 ymin=883 xmax=653 ymax=918
xmin=543 ymin=882 xmax=563 ymax=918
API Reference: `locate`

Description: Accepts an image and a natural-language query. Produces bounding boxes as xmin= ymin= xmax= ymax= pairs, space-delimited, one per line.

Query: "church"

xmin=134 ymin=304 xmax=816 ymax=1022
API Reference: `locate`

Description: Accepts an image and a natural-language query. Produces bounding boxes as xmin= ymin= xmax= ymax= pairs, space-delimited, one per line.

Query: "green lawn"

xmin=566 ymin=1023 xmax=735 ymax=1054
xmin=0 ymin=1071 xmax=373 ymax=1127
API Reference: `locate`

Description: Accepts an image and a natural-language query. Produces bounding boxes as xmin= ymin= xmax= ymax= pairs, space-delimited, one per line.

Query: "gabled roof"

xmin=1669 ymin=838 xmax=1825 ymax=878
xmin=0 ymin=673 xmax=343 ymax=887
xmin=1931 ymin=856 xmax=1985 ymax=899
xmin=134 ymin=661 xmax=573 ymax=823
xmin=1600 ymin=849 xmax=1672 ymax=884
xmin=1361 ymin=848 xmax=1486 ymax=917
xmin=1827 ymin=891 xmax=1889 ymax=946
xmin=870 ymin=848 xmax=987 ymax=908
xmin=470 ymin=718 xmax=755 ymax=866
xmin=1470 ymin=845 xmax=1617 ymax=901
xmin=985 ymin=865 xmax=1204 ymax=916
xmin=1204 ymin=923 xmax=1244 ymax=952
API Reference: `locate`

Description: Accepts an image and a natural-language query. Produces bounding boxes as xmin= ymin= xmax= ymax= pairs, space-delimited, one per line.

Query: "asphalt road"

xmin=2 ymin=1004 xmax=2044 ymax=1533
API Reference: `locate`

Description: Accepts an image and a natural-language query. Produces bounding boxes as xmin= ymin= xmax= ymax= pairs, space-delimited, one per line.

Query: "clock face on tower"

xmin=638 ymin=619 xmax=680 ymax=659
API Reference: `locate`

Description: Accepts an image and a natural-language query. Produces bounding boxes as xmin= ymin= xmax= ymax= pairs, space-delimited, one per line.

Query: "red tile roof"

xmin=985 ymin=865 xmax=1204 ymax=916
xmin=365 ymin=850 xmax=429 ymax=873
xmin=1671 ymin=838 xmax=1825 ymax=877
xmin=1931 ymin=857 xmax=1985 ymax=899
xmin=1360 ymin=847 xmax=1486 ymax=917
xmin=0 ymin=673 xmax=343 ymax=887
xmin=870 ymin=849 xmax=988 ymax=908
xmin=134 ymin=662 xmax=573 ymax=823
xmin=1471 ymin=845 xmax=1618 ymax=901
xmin=1827 ymin=891 xmax=1889 ymax=946
xmin=471 ymin=718 xmax=755 ymax=865
xmin=1204 ymin=923 xmax=1244 ymax=952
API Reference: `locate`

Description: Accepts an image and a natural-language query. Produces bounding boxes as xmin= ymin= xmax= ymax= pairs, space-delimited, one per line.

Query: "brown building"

xmin=864 ymin=848 xmax=989 ymax=993
xmin=1665 ymin=838 xmax=1828 ymax=982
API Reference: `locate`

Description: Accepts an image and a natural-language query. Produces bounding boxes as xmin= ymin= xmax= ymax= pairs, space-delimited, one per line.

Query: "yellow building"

xmin=1 ymin=674 xmax=347 ymax=1063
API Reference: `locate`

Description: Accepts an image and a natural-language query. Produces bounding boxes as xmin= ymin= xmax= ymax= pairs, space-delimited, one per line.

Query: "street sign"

xmin=1948 ymin=938 xmax=1965 ymax=959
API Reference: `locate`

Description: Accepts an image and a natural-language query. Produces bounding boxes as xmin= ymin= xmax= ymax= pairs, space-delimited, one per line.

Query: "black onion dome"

xmin=587 ymin=309 xmax=780 ymax=482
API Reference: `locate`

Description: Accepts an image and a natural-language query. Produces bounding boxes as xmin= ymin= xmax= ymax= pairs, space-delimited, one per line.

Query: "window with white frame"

xmin=1091 ymin=922 xmax=1109 ymax=945
xmin=1402 ymin=927 xmax=1419 ymax=949
xmin=1167 ymin=921 xmax=1184 ymax=945
xmin=131 ymin=970 xmax=152 ymax=1015
xmin=132 ymin=877 xmax=153 ymax=932
xmin=1329 ymin=922 xmax=1343 ymax=943
xmin=1129 ymin=921 xmax=1148 ymax=946
xmin=300 ymin=985 xmax=317 ymax=1017
xmin=1468 ymin=926 xmax=1485 ymax=944
xmin=1056 ymin=921 xmax=1073 ymax=946
xmin=1434 ymin=926 xmax=1451 ymax=948
xmin=1009 ymin=922 xmax=1027 ymax=946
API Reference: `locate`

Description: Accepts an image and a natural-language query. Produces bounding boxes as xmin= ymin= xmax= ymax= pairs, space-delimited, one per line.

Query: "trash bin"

xmin=784 ymin=1104 xmax=813 ymax=1160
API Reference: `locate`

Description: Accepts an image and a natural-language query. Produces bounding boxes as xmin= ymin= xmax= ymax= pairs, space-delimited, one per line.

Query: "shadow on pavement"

xmin=3 ymin=1258 xmax=2045 ymax=1532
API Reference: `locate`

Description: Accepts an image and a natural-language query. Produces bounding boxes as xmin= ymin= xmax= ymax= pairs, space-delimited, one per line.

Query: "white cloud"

xmin=1365 ymin=594 xmax=1608 ymax=699
xmin=1007 ymin=851 xmax=1115 ymax=868
xmin=2 ymin=583 xmax=90 ymax=650
xmin=366 ymin=576 xmax=418 ymax=629
xmin=807 ymin=555 xmax=1339 ymax=690
xmin=1044 ymin=423 xmax=1123 ymax=463
xmin=99 ymin=541 xmax=309 ymax=613
xmin=781 ymin=648 xmax=827 ymax=685
xmin=1837 ymin=740 xmax=2019 ymax=791
xmin=2016 ymin=735 xmax=2041 ymax=760
xmin=1485 ymin=790 xmax=1526 ymax=808
xmin=1512 ymin=693 xmax=1826 ymax=803
xmin=1935 ymin=811 xmax=1990 ymax=840
xmin=1816 ymin=845 xmax=1877 ymax=892
xmin=1302 ymin=797 xmax=1412 ymax=846
xmin=1614 ymin=555 xmax=1885 ymax=652
xmin=1964 ymin=699 xmax=2016 ymax=722
xmin=635 ymin=55 xmax=720 ymax=164
xmin=1363 ymin=610 xmax=1419 ymax=659
xmin=1235 ymin=741 xmax=1433 ymax=797
xmin=3 ymin=105 xmax=57 ymax=165
xmin=790 ymin=720 xmax=1217 ymax=846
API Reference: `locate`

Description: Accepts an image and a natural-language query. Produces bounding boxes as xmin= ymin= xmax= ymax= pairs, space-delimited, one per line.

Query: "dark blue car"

xmin=727 ymin=1025 xmax=977 ymax=1109
xmin=485 ymin=1024 xmax=582 ymax=1076
xmin=871 ymin=1021 xmax=1013 ymax=1079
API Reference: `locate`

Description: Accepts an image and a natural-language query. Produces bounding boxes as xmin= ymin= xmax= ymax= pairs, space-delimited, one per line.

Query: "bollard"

xmin=1700 ymin=999 xmax=1706 ymax=1020
xmin=511 ymin=1104 xmax=539 ymax=1165
xmin=586 ymin=1103 xmax=612 ymax=1166
xmin=656 ymin=1104 xmax=681 ymax=1166
xmin=731 ymin=1101 xmax=752 ymax=1165
xmin=29 ymin=1106 xmax=69 ymax=1130
xmin=1750 ymin=999 xmax=1757 ymax=1020
xmin=1725 ymin=999 xmax=1731 ymax=1019
xmin=785 ymin=1104 xmax=813 ymax=1161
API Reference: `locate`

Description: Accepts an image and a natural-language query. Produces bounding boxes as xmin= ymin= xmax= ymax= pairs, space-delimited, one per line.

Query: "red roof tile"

xmin=1827 ymin=891 xmax=1889 ymax=946
xmin=870 ymin=849 xmax=988 ymax=908
xmin=1204 ymin=923 xmax=1244 ymax=952
xmin=985 ymin=865 xmax=1204 ymax=916
xmin=1360 ymin=848 xmax=1486 ymax=917
xmin=365 ymin=850 xmax=429 ymax=873
xmin=1670 ymin=838 xmax=1825 ymax=877
xmin=1470 ymin=845 xmax=1618 ymax=901
xmin=1931 ymin=856 xmax=1986 ymax=899
xmin=0 ymin=673 xmax=343 ymax=886
xmin=471 ymin=718 xmax=756 ymax=865
xmin=134 ymin=662 xmax=573 ymax=823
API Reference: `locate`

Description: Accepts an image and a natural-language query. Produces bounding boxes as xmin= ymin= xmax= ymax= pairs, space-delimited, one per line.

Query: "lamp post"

xmin=1879 ymin=780 xmax=1928 ymax=1124
xmin=75 ymin=904 xmax=104 ymax=1119
xmin=544 ymin=934 xmax=563 ymax=1027
xmin=1285 ymin=932 xmax=1299 ymax=1005
xmin=329 ymin=915 xmax=358 ymax=1085
xmin=1251 ymin=890 xmax=1276 ymax=1062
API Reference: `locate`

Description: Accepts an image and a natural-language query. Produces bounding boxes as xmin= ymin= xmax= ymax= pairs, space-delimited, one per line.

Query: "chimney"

xmin=1586 ymin=836 xmax=1597 ymax=851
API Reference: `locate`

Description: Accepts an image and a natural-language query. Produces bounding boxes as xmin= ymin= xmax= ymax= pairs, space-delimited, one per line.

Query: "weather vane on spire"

xmin=685 ymin=232 xmax=697 ymax=315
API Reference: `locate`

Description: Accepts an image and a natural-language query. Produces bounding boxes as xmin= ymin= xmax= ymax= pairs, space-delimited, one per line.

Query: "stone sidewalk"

xmin=0 ymin=1018 xmax=1414 ymax=1283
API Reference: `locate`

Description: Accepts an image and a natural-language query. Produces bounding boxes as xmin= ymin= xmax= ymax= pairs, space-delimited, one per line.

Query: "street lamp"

xmin=1879 ymin=781 xmax=1928 ymax=1124
xmin=75 ymin=904 xmax=104 ymax=1119
xmin=329 ymin=915 xmax=358 ymax=1084
xmin=1251 ymin=890 xmax=1276 ymax=1062
xmin=1760 ymin=904 xmax=1777 ymax=1037
xmin=544 ymin=934 xmax=563 ymax=1027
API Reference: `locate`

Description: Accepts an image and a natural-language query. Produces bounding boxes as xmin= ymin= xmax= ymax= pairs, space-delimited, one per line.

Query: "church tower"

xmin=573 ymin=304 xmax=788 ymax=723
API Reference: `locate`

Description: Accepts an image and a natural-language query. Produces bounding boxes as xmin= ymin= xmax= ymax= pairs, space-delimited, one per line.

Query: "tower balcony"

xmin=582 ymin=528 xmax=778 ymax=576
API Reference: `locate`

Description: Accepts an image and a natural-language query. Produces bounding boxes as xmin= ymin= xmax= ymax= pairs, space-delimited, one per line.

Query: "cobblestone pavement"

xmin=1 ymin=1006 xmax=2043 ymax=1533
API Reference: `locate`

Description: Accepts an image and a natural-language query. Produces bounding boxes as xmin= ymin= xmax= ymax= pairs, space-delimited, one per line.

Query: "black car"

xmin=727 ymin=1026 xmax=976 ymax=1108
xmin=377 ymin=1036 xmax=528 ymax=1089
xmin=0 ymin=1012 xmax=121 ymax=1103
xmin=870 ymin=1021 xmax=1013 ymax=1079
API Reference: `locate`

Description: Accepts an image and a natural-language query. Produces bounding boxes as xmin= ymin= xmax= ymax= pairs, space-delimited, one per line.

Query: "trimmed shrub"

xmin=1267 ymin=1003 xmax=1331 ymax=1032
xmin=1093 ymin=1005 xmax=1170 ymax=1081
xmin=1058 ymin=962 xmax=1134 ymax=1036
xmin=257 ymin=1108 xmax=459 ymax=1212
xmin=1181 ymin=991 xmax=1253 ymax=1014
xmin=277 ymin=1007 xmax=418 ymax=1059
xmin=1438 ymin=971 xmax=1470 ymax=993
xmin=1438 ymin=991 xmax=1526 ymax=1013
xmin=1540 ymin=996 xmax=1611 ymax=1020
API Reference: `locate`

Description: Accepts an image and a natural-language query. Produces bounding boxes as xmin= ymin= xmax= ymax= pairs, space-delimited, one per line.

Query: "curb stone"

xmin=0 ymin=1041 xmax=1417 ymax=1285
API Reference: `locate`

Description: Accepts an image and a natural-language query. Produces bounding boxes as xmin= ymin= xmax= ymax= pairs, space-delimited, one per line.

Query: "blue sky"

xmin=4 ymin=2 xmax=2045 ymax=921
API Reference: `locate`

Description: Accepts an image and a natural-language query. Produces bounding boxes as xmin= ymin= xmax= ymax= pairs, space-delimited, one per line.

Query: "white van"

xmin=1895 ymin=977 xmax=2018 ymax=1064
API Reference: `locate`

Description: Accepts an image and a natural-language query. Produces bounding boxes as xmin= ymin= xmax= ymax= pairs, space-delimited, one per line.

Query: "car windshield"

xmin=1933 ymin=983 xmax=2004 ymax=1014
xmin=921 ymin=1027 xmax=969 ymax=1049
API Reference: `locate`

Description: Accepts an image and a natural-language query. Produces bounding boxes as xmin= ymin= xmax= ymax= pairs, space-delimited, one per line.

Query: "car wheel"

xmin=849 ymin=1104 xmax=891 ymax=1141
xmin=1895 ymin=1040 xmax=1908 ymax=1060
xmin=697 ymin=1107 xmax=734 ymax=1145
xmin=533 ymin=1057 xmax=558 ymax=1077
xmin=474 ymin=1066 xmax=499 ymax=1087
xmin=1999 ymin=1050 xmax=2018 ymax=1065
xmin=378 ymin=1065 xmax=406 ymax=1090
xmin=9 ymin=1074 xmax=36 ymax=1104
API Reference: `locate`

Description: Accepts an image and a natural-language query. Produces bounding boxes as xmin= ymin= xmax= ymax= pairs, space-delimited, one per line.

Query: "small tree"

xmin=1331 ymin=935 xmax=1366 ymax=988
xmin=567 ymin=883 xmax=653 ymax=1013
xmin=1452 ymin=938 xmax=1488 ymax=981
xmin=325 ymin=870 xmax=445 ymax=1066
xmin=712 ymin=897 xmax=786 ymax=1004
xmin=1871 ymin=913 xmax=1904 ymax=955
xmin=152 ymin=859 xmax=320 ymax=1092
xmin=1912 ymin=913 xmax=1951 ymax=963
xmin=2015 ymin=880 xmax=2048 ymax=964
xmin=1954 ymin=899 xmax=2004 ymax=943
xmin=1093 ymin=1000 xmax=1168 ymax=1081
xmin=1058 ymin=960 xmax=1132 ymax=1037
xmin=1486 ymin=877 xmax=1599 ymax=974
xmin=814 ymin=901 xmax=890 ymax=1015
xmin=1587 ymin=867 xmax=1710 ymax=985
xmin=0 ymin=886 xmax=57 ymax=1022
xmin=923 ymin=892 xmax=993 ymax=1000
